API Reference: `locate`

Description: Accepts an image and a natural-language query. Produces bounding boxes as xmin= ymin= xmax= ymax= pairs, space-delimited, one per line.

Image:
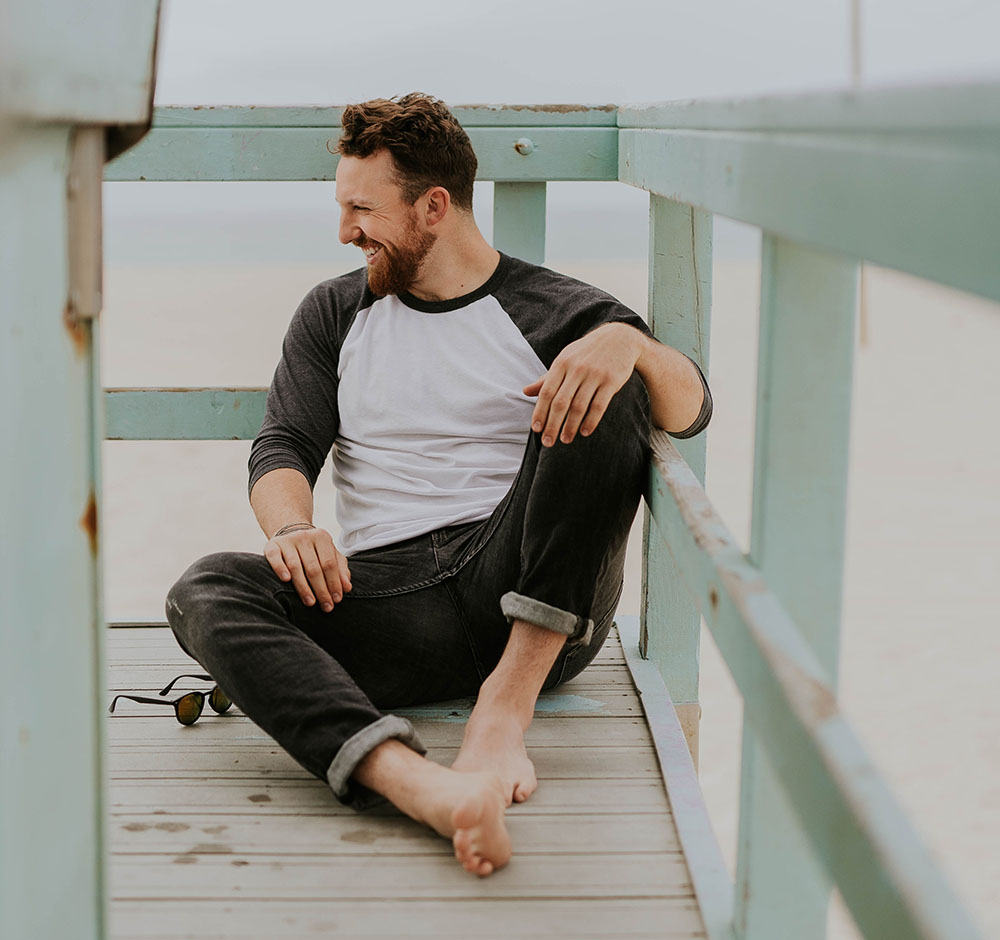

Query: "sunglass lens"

xmin=176 ymin=692 xmax=204 ymax=725
xmin=209 ymin=687 xmax=232 ymax=713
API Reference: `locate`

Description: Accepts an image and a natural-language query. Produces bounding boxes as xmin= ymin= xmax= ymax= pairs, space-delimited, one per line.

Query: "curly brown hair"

xmin=337 ymin=93 xmax=477 ymax=211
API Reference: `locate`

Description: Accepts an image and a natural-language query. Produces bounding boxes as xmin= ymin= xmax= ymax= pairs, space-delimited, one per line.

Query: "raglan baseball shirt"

xmin=248 ymin=252 xmax=712 ymax=557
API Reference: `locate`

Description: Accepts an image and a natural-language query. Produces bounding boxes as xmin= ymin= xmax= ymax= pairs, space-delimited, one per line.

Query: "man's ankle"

xmin=472 ymin=678 xmax=534 ymax=730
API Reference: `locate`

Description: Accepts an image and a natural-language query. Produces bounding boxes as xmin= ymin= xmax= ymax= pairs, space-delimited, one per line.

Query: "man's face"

xmin=335 ymin=151 xmax=436 ymax=296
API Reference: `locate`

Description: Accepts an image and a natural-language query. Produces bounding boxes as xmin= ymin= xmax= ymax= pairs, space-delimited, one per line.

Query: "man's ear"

xmin=422 ymin=186 xmax=451 ymax=227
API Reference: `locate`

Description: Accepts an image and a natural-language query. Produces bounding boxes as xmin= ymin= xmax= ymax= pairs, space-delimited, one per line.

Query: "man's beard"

xmin=357 ymin=213 xmax=436 ymax=297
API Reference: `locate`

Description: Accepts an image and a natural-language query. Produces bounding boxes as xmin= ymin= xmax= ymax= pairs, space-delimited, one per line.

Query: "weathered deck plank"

xmin=109 ymin=777 xmax=673 ymax=813
xmin=106 ymin=626 xmax=707 ymax=939
xmin=113 ymin=899 xmax=706 ymax=940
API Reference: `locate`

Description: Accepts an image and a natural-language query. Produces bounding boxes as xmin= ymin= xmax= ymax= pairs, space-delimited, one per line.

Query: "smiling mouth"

xmin=361 ymin=244 xmax=382 ymax=264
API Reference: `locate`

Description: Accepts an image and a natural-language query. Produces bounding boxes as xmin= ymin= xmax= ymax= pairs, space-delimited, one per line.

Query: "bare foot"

xmin=415 ymin=768 xmax=512 ymax=877
xmin=452 ymin=710 xmax=537 ymax=805
xmin=353 ymin=740 xmax=511 ymax=877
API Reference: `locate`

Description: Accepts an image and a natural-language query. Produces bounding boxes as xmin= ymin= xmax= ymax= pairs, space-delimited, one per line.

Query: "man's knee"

xmin=540 ymin=370 xmax=650 ymax=480
xmin=165 ymin=551 xmax=269 ymax=653
xmin=593 ymin=370 xmax=650 ymax=445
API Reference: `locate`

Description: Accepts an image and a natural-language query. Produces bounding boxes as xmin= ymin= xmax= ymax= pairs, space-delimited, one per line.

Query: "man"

xmin=165 ymin=93 xmax=712 ymax=878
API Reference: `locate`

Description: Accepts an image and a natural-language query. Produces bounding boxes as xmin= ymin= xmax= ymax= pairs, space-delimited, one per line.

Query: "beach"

xmin=101 ymin=252 xmax=1000 ymax=937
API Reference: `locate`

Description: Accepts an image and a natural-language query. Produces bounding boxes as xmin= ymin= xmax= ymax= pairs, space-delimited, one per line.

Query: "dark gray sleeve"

xmin=667 ymin=355 xmax=713 ymax=439
xmin=247 ymin=287 xmax=342 ymax=498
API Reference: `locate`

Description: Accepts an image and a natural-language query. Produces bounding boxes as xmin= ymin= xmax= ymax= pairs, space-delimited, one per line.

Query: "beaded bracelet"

xmin=272 ymin=522 xmax=316 ymax=538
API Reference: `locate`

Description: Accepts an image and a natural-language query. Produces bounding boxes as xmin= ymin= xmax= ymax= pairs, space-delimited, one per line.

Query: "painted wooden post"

xmin=733 ymin=235 xmax=857 ymax=938
xmin=640 ymin=195 xmax=712 ymax=766
xmin=493 ymin=181 xmax=546 ymax=264
xmin=0 ymin=125 xmax=108 ymax=940
xmin=1 ymin=5 xmax=159 ymax=937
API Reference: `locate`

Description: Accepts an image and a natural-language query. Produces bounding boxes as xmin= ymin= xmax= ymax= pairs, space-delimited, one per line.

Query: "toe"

xmin=512 ymin=777 xmax=536 ymax=802
xmin=453 ymin=829 xmax=471 ymax=860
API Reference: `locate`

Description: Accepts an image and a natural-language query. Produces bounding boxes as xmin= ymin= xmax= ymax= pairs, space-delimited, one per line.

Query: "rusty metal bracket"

xmin=66 ymin=126 xmax=104 ymax=322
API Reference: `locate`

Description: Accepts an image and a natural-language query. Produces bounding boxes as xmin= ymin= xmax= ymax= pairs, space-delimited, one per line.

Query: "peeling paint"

xmin=80 ymin=490 xmax=98 ymax=556
xmin=63 ymin=302 xmax=88 ymax=356
xmin=106 ymin=386 xmax=264 ymax=394
xmin=464 ymin=103 xmax=616 ymax=113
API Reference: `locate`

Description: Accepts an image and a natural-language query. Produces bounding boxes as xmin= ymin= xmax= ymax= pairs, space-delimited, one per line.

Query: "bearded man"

xmin=165 ymin=93 xmax=712 ymax=877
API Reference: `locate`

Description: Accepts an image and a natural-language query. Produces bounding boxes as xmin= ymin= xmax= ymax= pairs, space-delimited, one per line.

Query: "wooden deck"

xmin=106 ymin=626 xmax=708 ymax=939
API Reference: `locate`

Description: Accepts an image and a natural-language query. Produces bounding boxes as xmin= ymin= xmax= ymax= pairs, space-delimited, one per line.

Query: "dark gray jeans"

xmin=165 ymin=372 xmax=650 ymax=808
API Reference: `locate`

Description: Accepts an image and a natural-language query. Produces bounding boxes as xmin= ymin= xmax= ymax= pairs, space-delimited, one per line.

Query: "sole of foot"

xmin=447 ymin=774 xmax=512 ymax=877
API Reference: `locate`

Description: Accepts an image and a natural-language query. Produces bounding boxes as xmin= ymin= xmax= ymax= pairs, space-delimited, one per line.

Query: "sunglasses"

xmin=108 ymin=673 xmax=233 ymax=726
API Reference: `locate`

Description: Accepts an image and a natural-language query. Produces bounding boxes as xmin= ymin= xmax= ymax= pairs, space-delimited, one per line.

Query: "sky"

xmin=152 ymin=0 xmax=1000 ymax=105
xmin=104 ymin=0 xmax=1000 ymax=265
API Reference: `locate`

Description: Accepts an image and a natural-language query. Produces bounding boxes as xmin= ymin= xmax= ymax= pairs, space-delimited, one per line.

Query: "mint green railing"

xmin=1 ymin=4 xmax=161 ymax=939
xmin=619 ymin=85 xmax=996 ymax=940
xmin=99 ymin=90 xmax=997 ymax=939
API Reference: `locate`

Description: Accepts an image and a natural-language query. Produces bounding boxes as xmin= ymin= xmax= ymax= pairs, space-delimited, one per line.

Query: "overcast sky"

xmin=154 ymin=0 xmax=999 ymax=106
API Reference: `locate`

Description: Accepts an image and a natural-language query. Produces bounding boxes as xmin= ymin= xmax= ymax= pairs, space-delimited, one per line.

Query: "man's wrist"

xmin=271 ymin=522 xmax=315 ymax=539
xmin=630 ymin=329 xmax=657 ymax=376
xmin=590 ymin=322 xmax=647 ymax=365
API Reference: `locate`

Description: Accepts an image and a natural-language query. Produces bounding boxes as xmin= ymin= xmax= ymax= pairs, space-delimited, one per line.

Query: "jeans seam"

xmin=336 ymin=573 xmax=445 ymax=599
xmin=593 ymin=579 xmax=625 ymax=631
xmin=430 ymin=529 xmax=444 ymax=574
xmin=443 ymin=579 xmax=487 ymax=683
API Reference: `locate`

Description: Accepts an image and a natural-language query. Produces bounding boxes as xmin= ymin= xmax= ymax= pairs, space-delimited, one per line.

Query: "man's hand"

xmin=264 ymin=527 xmax=352 ymax=613
xmin=523 ymin=322 xmax=644 ymax=446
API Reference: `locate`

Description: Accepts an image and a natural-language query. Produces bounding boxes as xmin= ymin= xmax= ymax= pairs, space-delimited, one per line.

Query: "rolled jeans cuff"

xmin=325 ymin=714 xmax=427 ymax=810
xmin=500 ymin=591 xmax=594 ymax=646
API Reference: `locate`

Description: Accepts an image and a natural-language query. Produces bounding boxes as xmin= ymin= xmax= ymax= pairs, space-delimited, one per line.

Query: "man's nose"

xmin=338 ymin=214 xmax=361 ymax=245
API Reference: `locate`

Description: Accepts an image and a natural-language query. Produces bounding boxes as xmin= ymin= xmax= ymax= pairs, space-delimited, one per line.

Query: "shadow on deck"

xmin=106 ymin=625 xmax=707 ymax=939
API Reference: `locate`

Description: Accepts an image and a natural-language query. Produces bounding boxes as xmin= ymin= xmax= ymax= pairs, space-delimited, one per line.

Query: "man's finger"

xmin=540 ymin=375 xmax=582 ymax=447
xmin=281 ymin=545 xmax=315 ymax=606
xmin=264 ymin=541 xmax=292 ymax=582
xmin=318 ymin=546 xmax=345 ymax=607
xmin=530 ymin=366 xmax=564 ymax=434
xmin=338 ymin=552 xmax=353 ymax=593
xmin=579 ymin=388 xmax=616 ymax=437
xmin=559 ymin=380 xmax=600 ymax=443
xmin=523 ymin=376 xmax=544 ymax=397
xmin=301 ymin=544 xmax=335 ymax=611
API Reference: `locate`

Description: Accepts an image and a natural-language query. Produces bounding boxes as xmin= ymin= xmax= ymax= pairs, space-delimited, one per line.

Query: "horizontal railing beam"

xmin=105 ymin=126 xmax=617 ymax=182
xmin=618 ymin=127 xmax=1000 ymax=305
xmin=151 ymin=104 xmax=619 ymax=128
xmin=104 ymin=388 xmax=265 ymax=440
xmin=617 ymin=81 xmax=1000 ymax=132
xmin=646 ymin=428 xmax=982 ymax=940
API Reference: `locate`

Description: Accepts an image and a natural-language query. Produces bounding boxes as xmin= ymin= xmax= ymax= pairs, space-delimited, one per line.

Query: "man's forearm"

xmin=632 ymin=331 xmax=706 ymax=434
xmin=249 ymin=467 xmax=315 ymax=539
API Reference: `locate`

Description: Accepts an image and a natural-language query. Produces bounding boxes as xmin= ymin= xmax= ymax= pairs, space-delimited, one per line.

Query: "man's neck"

xmin=405 ymin=225 xmax=501 ymax=302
